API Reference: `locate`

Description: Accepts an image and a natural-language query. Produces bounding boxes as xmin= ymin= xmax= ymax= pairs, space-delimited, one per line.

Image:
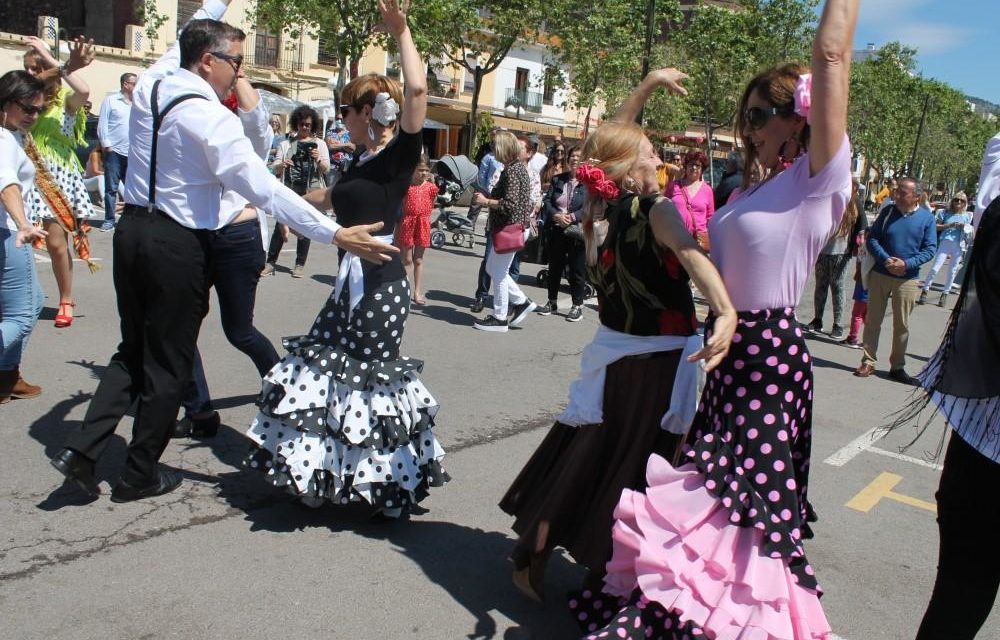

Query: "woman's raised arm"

xmin=808 ymin=0 xmax=860 ymax=176
xmin=380 ymin=0 xmax=427 ymax=135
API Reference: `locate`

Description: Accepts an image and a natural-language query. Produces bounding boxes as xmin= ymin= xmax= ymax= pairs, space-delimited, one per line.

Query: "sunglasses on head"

xmin=16 ymin=101 xmax=44 ymax=116
xmin=743 ymin=106 xmax=790 ymax=130
xmin=209 ymin=51 xmax=243 ymax=71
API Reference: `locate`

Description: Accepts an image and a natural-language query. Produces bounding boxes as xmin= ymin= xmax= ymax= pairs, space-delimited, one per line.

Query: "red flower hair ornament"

xmin=576 ymin=163 xmax=620 ymax=200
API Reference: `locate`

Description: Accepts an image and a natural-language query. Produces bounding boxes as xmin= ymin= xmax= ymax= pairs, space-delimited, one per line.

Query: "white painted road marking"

xmin=824 ymin=424 xmax=944 ymax=471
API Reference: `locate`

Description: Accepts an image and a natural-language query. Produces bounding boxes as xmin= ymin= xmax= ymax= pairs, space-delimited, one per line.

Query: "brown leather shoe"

xmin=854 ymin=363 xmax=876 ymax=378
xmin=11 ymin=370 xmax=41 ymax=399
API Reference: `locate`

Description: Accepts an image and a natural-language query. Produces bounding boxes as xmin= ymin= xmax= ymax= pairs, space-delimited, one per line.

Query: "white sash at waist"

xmin=557 ymin=324 xmax=705 ymax=434
xmin=333 ymin=233 xmax=395 ymax=320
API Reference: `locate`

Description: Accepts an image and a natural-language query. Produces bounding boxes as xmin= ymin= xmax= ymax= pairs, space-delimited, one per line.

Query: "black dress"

xmin=244 ymin=130 xmax=449 ymax=510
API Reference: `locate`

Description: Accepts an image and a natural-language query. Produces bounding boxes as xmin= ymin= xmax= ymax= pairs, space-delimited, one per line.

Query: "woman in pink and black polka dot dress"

xmin=572 ymin=1 xmax=859 ymax=638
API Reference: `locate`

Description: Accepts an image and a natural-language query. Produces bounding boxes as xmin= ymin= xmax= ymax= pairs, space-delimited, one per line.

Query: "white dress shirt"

xmin=0 ymin=129 xmax=37 ymax=232
xmin=122 ymin=0 xmax=340 ymax=244
xmin=97 ymin=91 xmax=132 ymax=156
xmin=528 ymin=151 xmax=548 ymax=176
xmin=974 ymin=131 xmax=1000 ymax=228
xmin=218 ymin=98 xmax=276 ymax=250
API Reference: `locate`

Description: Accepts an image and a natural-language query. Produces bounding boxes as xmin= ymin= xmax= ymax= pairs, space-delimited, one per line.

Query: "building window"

xmin=253 ymin=25 xmax=280 ymax=68
xmin=386 ymin=51 xmax=401 ymax=81
xmin=176 ymin=0 xmax=201 ymax=32
xmin=463 ymin=54 xmax=479 ymax=94
xmin=515 ymin=67 xmax=529 ymax=92
xmin=543 ymin=67 xmax=558 ymax=105
xmin=317 ymin=36 xmax=339 ymax=67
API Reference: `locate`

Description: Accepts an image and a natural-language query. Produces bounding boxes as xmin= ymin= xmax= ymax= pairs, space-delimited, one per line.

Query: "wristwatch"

xmin=58 ymin=63 xmax=69 ymax=77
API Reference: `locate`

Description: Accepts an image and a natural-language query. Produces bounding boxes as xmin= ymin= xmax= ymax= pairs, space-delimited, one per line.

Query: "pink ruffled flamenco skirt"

xmin=573 ymin=455 xmax=832 ymax=639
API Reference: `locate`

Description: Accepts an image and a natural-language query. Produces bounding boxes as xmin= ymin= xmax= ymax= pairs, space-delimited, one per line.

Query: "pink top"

xmin=708 ymin=135 xmax=852 ymax=311
xmin=665 ymin=181 xmax=715 ymax=235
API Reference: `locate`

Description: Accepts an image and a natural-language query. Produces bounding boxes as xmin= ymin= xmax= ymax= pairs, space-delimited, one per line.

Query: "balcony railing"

xmin=505 ymin=88 xmax=543 ymax=114
xmin=242 ymin=32 xmax=303 ymax=72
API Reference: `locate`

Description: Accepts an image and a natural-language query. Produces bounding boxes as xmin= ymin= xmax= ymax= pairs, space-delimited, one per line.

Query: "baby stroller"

xmin=430 ymin=154 xmax=478 ymax=249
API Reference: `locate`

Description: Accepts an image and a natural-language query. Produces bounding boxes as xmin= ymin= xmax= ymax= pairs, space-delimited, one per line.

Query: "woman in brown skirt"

xmin=499 ymin=70 xmax=737 ymax=602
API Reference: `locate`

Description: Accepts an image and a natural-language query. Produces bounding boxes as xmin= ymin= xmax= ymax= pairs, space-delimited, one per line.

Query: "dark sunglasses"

xmin=210 ymin=51 xmax=244 ymax=71
xmin=743 ymin=106 xmax=790 ymax=130
xmin=952 ymin=198 xmax=967 ymax=203
xmin=338 ymin=104 xmax=353 ymax=118
xmin=16 ymin=101 xmax=45 ymax=116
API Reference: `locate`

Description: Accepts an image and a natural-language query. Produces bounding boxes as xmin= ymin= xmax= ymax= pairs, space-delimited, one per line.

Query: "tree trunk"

xmin=466 ymin=66 xmax=483 ymax=157
xmin=583 ymin=102 xmax=594 ymax=139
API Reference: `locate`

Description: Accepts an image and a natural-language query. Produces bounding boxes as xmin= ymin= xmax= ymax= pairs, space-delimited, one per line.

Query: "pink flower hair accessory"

xmin=794 ymin=73 xmax=812 ymax=124
xmin=576 ymin=163 xmax=621 ymax=200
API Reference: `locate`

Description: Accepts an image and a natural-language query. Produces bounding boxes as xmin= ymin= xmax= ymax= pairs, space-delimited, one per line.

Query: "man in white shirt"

xmin=51 ymin=0 xmax=397 ymax=503
xmin=96 ymin=72 xmax=135 ymax=231
xmin=527 ymin=134 xmax=548 ymax=176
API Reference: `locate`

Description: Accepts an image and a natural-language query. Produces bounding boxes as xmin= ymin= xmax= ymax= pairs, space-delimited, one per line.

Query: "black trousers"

xmin=546 ymin=226 xmax=586 ymax=306
xmin=915 ymin=433 xmax=1000 ymax=640
xmin=65 ymin=207 xmax=211 ymax=485
xmin=267 ymin=223 xmax=310 ymax=267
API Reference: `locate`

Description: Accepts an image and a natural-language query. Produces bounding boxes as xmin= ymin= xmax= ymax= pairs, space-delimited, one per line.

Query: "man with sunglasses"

xmin=51 ymin=0 xmax=397 ymax=503
xmin=918 ymin=192 xmax=973 ymax=307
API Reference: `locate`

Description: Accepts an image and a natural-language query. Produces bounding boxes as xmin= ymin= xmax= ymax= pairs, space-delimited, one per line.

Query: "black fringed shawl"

xmin=884 ymin=195 xmax=1000 ymax=461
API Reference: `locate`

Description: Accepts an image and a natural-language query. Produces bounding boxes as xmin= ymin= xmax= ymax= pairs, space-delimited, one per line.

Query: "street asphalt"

xmin=1 ymin=215 xmax=997 ymax=640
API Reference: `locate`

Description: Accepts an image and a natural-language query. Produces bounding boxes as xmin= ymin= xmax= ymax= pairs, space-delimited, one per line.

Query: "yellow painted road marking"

xmin=846 ymin=472 xmax=937 ymax=514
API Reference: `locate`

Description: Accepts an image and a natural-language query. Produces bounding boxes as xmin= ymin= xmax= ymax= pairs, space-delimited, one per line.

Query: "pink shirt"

xmin=665 ymin=181 xmax=715 ymax=235
xmin=708 ymin=135 xmax=852 ymax=311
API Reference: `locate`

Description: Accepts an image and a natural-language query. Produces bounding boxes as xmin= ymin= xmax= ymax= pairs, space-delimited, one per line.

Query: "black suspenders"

xmin=147 ymin=78 xmax=209 ymax=213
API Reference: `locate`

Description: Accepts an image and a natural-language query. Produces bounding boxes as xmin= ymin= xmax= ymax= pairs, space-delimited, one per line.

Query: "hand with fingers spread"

xmin=67 ymin=36 xmax=96 ymax=71
xmin=334 ymin=221 xmax=400 ymax=264
xmin=377 ymin=0 xmax=411 ymax=38
xmin=647 ymin=67 xmax=690 ymax=97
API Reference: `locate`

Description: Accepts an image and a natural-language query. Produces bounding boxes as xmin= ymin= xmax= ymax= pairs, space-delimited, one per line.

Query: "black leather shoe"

xmin=171 ymin=411 xmax=220 ymax=438
xmin=889 ymin=368 xmax=921 ymax=386
xmin=50 ymin=448 xmax=101 ymax=496
xmin=110 ymin=468 xmax=182 ymax=503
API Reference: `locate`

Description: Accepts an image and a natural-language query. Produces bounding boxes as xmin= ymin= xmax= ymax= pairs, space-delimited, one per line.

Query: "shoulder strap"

xmin=147 ymin=79 xmax=209 ymax=212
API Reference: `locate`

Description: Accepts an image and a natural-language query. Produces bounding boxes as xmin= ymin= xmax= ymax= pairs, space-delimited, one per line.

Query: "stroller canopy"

xmin=434 ymin=155 xmax=478 ymax=188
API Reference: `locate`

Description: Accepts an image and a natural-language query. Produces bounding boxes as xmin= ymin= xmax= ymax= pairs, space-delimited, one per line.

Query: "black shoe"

xmin=474 ymin=314 xmax=509 ymax=332
xmin=509 ymin=299 xmax=537 ymax=327
xmin=171 ymin=411 xmax=221 ymax=439
xmin=110 ymin=468 xmax=183 ymax=503
xmin=917 ymin=290 xmax=928 ymax=305
xmin=536 ymin=300 xmax=557 ymax=316
xmin=565 ymin=305 xmax=583 ymax=322
xmin=50 ymin=448 xmax=101 ymax=496
xmin=470 ymin=297 xmax=486 ymax=313
xmin=805 ymin=319 xmax=823 ymax=333
xmin=888 ymin=369 xmax=920 ymax=386
xmin=828 ymin=325 xmax=846 ymax=341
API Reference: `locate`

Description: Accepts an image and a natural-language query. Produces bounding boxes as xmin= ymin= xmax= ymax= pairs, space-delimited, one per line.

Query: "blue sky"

xmin=853 ymin=0 xmax=999 ymax=104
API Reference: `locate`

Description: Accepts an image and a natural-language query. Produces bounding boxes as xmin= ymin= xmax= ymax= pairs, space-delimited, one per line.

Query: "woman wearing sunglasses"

xmin=918 ymin=192 xmax=973 ymax=308
xmin=540 ymin=142 xmax=567 ymax=193
xmin=22 ymin=35 xmax=98 ymax=328
xmin=244 ymin=0 xmax=448 ymax=520
xmin=0 ymin=71 xmax=50 ymax=403
xmin=664 ymin=149 xmax=714 ymax=250
xmin=573 ymin=1 xmax=859 ymax=638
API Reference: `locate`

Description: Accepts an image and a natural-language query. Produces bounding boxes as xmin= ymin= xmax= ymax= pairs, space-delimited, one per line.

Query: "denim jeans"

xmin=475 ymin=229 xmax=522 ymax=300
xmin=103 ymin=151 xmax=127 ymax=222
xmin=0 ymin=229 xmax=45 ymax=369
xmin=267 ymin=223 xmax=310 ymax=267
xmin=182 ymin=219 xmax=279 ymax=415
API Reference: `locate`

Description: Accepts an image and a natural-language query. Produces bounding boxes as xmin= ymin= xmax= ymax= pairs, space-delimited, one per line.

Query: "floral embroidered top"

xmin=589 ymin=193 xmax=698 ymax=337
xmin=488 ymin=161 xmax=532 ymax=230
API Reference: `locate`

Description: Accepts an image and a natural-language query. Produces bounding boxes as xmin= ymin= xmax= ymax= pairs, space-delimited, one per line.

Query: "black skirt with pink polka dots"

xmin=573 ymin=307 xmax=822 ymax=638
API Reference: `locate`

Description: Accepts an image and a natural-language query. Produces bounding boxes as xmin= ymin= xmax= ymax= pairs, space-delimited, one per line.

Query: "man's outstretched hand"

xmin=334 ymin=222 xmax=399 ymax=263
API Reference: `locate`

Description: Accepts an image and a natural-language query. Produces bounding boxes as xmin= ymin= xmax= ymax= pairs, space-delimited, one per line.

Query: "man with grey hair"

xmin=855 ymin=177 xmax=936 ymax=384
xmin=714 ymin=150 xmax=744 ymax=208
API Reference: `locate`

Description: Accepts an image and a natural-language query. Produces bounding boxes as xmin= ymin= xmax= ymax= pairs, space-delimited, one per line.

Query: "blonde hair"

xmin=578 ymin=121 xmax=645 ymax=265
xmin=492 ymin=131 xmax=522 ymax=166
xmin=340 ymin=73 xmax=404 ymax=117
xmin=735 ymin=63 xmax=810 ymax=190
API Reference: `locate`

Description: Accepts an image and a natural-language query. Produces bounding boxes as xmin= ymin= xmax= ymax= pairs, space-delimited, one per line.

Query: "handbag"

xmin=564 ymin=223 xmax=585 ymax=242
xmin=679 ymin=182 xmax=711 ymax=251
xmin=493 ymin=222 xmax=526 ymax=254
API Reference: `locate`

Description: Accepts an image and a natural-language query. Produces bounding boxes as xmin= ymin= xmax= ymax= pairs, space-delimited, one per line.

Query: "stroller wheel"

xmin=430 ymin=230 xmax=446 ymax=249
xmin=536 ymin=268 xmax=549 ymax=289
xmin=452 ymin=232 xmax=465 ymax=246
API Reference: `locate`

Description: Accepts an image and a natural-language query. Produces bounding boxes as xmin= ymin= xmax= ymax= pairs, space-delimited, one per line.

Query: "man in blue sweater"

xmin=855 ymin=177 xmax=937 ymax=384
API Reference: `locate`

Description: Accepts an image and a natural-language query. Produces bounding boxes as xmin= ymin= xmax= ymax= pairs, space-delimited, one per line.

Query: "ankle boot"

xmin=12 ymin=368 xmax=41 ymax=399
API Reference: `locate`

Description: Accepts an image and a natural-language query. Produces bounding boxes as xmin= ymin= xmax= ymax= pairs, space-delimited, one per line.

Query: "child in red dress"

xmin=398 ymin=156 xmax=438 ymax=304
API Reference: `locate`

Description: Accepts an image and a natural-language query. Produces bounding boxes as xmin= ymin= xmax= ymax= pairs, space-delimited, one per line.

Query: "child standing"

xmin=844 ymin=231 xmax=869 ymax=348
xmin=398 ymin=156 xmax=438 ymax=304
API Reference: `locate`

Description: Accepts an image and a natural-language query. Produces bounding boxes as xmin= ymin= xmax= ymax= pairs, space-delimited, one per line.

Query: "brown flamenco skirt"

xmin=499 ymin=349 xmax=683 ymax=576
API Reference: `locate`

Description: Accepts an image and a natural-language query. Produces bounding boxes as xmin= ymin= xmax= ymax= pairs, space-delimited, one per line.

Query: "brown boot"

xmin=0 ymin=368 xmax=41 ymax=403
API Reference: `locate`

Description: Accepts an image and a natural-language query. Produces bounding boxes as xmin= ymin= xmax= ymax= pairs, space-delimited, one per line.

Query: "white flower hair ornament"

xmin=372 ymin=92 xmax=400 ymax=126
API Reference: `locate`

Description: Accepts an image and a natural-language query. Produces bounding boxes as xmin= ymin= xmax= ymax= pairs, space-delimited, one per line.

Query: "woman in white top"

xmin=0 ymin=71 xmax=50 ymax=402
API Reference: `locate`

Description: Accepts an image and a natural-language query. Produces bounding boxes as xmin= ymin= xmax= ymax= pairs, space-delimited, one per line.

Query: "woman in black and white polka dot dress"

xmin=23 ymin=37 xmax=98 ymax=328
xmin=244 ymin=0 xmax=448 ymax=518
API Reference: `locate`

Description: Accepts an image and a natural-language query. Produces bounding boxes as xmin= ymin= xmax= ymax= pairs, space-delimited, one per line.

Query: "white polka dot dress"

xmin=245 ymin=277 xmax=448 ymax=511
xmin=28 ymin=109 xmax=96 ymax=222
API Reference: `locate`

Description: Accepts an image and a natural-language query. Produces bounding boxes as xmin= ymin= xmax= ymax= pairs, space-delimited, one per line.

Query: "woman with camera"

xmin=262 ymin=105 xmax=330 ymax=278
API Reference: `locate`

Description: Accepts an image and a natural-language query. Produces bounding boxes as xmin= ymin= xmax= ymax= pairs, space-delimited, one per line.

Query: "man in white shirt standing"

xmin=527 ymin=134 xmax=548 ymax=176
xmin=51 ymin=0 xmax=397 ymax=503
xmin=96 ymin=72 xmax=135 ymax=231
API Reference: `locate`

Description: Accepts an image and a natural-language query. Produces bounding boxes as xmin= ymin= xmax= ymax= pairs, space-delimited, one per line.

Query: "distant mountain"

xmin=968 ymin=96 xmax=1000 ymax=115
